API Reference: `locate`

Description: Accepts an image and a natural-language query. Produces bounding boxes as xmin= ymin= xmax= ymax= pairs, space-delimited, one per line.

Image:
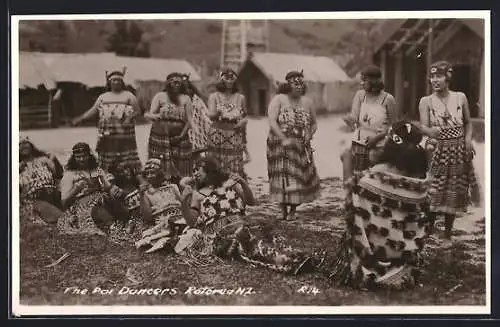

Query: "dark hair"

xmin=277 ymin=82 xmax=307 ymax=95
xmin=65 ymin=143 xmax=99 ymax=171
xmin=108 ymin=161 xmax=140 ymax=189
xmin=19 ymin=140 xmax=62 ymax=177
xmin=361 ymin=65 xmax=382 ymax=79
xmin=182 ymin=79 xmax=207 ymax=102
xmin=19 ymin=140 xmax=48 ymax=162
xmin=361 ymin=64 xmax=385 ymax=94
xmin=163 ymin=72 xmax=185 ymax=105
xmin=430 ymin=60 xmax=453 ymax=81
xmin=378 ymin=121 xmax=428 ymax=179
xmin=195 ymin=156 xmax=229 ymax=188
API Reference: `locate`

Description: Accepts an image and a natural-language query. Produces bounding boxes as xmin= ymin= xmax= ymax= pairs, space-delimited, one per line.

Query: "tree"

xmin=106 ymin=21 xmax=150 ymax=57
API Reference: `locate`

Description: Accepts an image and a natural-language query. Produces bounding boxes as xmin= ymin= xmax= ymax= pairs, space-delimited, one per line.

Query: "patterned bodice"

xmin=144 ymin=183 xmax=181 ymax=216
xmin=277 ymin=105 xmax=312 ymax=139
xmin=426 ymin=91 xmax=464 ymax=129
xmin=215 ymin=93 xmax=245 ymax=123
xmin=157 ymin=95 xmax=187 ymax=123
xmin=97 ymin=92 xmax=136 ymax=135
xmin=68 ymin=168 xmax=106 ymax=199
xmin=19 ymin=157 xmax=56 ymax=200
xmin=198 ymin=183 xmax=245 ymax=227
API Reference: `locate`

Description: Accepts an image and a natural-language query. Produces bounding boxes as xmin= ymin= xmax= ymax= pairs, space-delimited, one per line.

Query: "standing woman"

xmin=266 ymin=70 xmax=321 ymax=221
xmin=418 ymin=61 xmax=480 ymax=241
xmin=145 ymin=73 xmax=194 ymax=180
xmin=206 ymin=68 xmax=249 ymax=177
xmin=72 ymin=68 xmax=142 ymax=173
xmin=341 ymin=65 xmax=397 ymax=191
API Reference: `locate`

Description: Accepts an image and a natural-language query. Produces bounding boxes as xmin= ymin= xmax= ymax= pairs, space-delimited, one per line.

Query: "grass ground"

xmin=19 ymin=177 xmax=486 ymax=306
xmin=17 ymin=117 xmax=487 ymax=307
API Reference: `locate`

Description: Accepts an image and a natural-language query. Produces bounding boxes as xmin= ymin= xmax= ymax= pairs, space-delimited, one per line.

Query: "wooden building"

xmin=371 ymin=19 xmax=485 ymax=119
xmin=238 ymin=52 xmax=354 ymax=116
xmin=19 ymin=52 xmax=203 ymax=128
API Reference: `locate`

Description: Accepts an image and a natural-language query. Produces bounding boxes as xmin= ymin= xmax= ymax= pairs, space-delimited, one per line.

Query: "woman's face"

xmin=109 ymin=77 xmax=124 ymax=92
xmin=361 ymin=76 xmax=378 ymax=92
xmin=144 ymin=168 xmax=159 ymax=183
xmin=74 ymin=152 xmax=89 ymax=168
xmin=290 ymin=83 xmax=304 ymax=97
xmin=168 ymin=77 xmax=183 ymax=93
xmin=430 ymin=73 xmax=448 ymax=92
xmin=288 ymin=76 xmax=304 ymax=97
xmin=117 ymin=164 xmax=133 ymax=180
xmin=19 ymin=142 xmax=33 ymax=157
xmin=192 ymin=163 xmax=207 ymax=184
xmin=221 ymin=72 xmax=237 ymax=89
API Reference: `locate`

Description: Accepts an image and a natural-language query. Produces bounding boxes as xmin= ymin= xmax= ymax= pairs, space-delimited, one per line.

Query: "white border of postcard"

xmin=10 ymin=10 xmax=491 ymax=316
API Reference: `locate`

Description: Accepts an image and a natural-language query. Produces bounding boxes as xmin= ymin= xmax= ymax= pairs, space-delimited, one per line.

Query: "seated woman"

xmin=100 ymin=161 xmax=143 ymax=242
xmin=325 ymin=121 xmax=430 ymax=290
xmin=57 ymin=143 xmax=111 ymax=236
xmin=176 ymin=156 xmax=314 ymax=275
xmin=134 ymin=158 xmax=187 ymax=253
xmin=19 ymin=137 xmax=64 ymax=225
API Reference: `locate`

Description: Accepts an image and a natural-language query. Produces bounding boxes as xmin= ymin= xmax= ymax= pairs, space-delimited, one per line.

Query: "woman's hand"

xmin=71 ymin=116 xmax=82 ymax=126
xmin=281 ymin=138 xmax=295 ymax=147
xmin=229 ymin=173 xmax=245 ymax=185
xmin=426 ymin=127 xmax=440 ymax=139
xmin=182 ymin=184 xmax=194 ymax=198
xmin=73 ymin=179 xmax=87 ymax=193
xmin=465 ymin=138 xmax=475 ymax=158
xmin=234 ymin=118 xmax=247 ymax=131
xmin=146 ymin=113 xmax=162 ymax=122
xmin=365 ymin=136 xmax=378 ymax=149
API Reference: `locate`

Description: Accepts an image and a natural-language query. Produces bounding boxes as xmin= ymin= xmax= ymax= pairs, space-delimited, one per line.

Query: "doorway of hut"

xmin=258 ymin=89 xmax=267 ymax=116
xmin=450 ymin=64 xmax=478 ymax=118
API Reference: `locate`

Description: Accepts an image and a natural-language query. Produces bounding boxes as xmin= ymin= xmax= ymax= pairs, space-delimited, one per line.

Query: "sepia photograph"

xmin=11 ymin=11 xmax=490 ymax=315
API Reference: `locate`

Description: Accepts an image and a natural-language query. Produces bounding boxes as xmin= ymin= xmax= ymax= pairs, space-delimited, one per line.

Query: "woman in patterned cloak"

xmin=146 ymin=73 xmax=194 ymax=180
xmin=19 ymin=137 xmax=64 ymax=225
xmin=418 ymin=61 xmax=480 ymax=242
xmin=72 ymin=67 xmax=142 ymax=174
xmin=322 ymin=121 xmax=431 ymax=290
xmin=266 ymin=70 xmax=320 ymax=221
xmin=182 ymin=73 xmax=212 ymax=152
xmin=57 ymin=143 xmax=111 ymax=236
xmin=206 ymin=68 xmax=250 ymax=178
xmin=134 ymin=158 xmax=187 ymax=253
xmin=175 ymin=156 xmax=316 ymax=275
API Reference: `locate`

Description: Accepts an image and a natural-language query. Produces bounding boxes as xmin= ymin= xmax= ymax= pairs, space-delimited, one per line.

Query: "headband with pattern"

xmin=429 ymin=65 xmax=453 ymax=77
xmin=72 ymin=142 xmax=91 ymax=154
xmin=286 ymin=70 xmax=305 ymax=84
xmin=106 ymin=67 xmax=127 ymax=81
xmin=144 ymin=158 xmax=162 ymax=171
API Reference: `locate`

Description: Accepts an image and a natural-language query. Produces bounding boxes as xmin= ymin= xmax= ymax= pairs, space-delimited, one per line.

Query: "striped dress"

xmin=148 ymin=93 xmax=193 ymax=178
xmin=422 ymin=91 xmax=480 ymax=215
xmin=95 ymin=91 xmax=142 ymax=172
xmin=267 ymin=95 xmax=320 ymax=204
xmin=206 ymin=92 xmax=246 ymax=176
